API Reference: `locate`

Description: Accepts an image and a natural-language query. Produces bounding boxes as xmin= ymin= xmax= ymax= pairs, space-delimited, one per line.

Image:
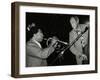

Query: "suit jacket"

xmin=26 ymin=39 xmax=54 ymax=67
xmin=69 ymin=25 xmax=89 ymax=64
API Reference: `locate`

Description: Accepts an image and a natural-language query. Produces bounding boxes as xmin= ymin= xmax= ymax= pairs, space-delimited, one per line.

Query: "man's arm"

xmin=69 ymin=31 xmax=88 ymax=63
xmin=26 ymin=43 xmax=55 ymax=59
xmin=69 ymin=31 xmax=82 ymax=56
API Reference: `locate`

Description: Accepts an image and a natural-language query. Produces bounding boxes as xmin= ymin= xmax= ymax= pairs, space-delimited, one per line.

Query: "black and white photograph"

xmin=11 ymin=2 xmax=97 ymax=78
xmin=26 ymin=13 xmax=90 ymax=67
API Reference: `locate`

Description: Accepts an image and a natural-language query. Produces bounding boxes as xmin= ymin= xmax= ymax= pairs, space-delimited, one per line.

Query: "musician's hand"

xmin=85 ymin=21 xmax=90 ymax=28
xmin=51 ymin=36 xmax=58 ymax=47
xmin=80 ymin=54 xmax=88 ymax=61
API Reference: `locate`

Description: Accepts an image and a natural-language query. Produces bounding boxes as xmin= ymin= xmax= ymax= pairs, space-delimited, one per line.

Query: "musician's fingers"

xmin=82 ymin=55 xmax=88 ymax=60
xmin=52 ymin=36 xmax=59 ymax=40
xmin=53 ymin=42 xmax=58 ymax=48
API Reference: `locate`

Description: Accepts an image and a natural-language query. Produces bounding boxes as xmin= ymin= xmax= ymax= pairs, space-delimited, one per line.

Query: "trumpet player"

xmin=26 ymin=23 xmax=58 ymax=67
xmin=69 ymin=16 xmax=89 ymax=65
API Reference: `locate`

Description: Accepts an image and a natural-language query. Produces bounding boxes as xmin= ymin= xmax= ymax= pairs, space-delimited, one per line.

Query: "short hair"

xmin=70 ymin=16 xmax=79 ymax=23
xmin=30 ymin=27 xmax=40 ymax=35
xmin=26 ymin=23 xmax=40 ymax=42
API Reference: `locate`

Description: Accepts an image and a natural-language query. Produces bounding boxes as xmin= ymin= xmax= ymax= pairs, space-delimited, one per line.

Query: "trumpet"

xmin=43 ymin=37 xmax=68 ymax=46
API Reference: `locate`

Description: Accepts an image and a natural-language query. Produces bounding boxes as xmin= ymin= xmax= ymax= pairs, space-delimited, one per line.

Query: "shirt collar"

xmin=32 ymin=39 xmax=42 ymax=48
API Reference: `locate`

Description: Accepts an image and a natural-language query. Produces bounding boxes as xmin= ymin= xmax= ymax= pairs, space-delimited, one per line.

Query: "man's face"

xmin=34 ymin=29 xmax=44 ymax=42
xmin=70 ymin=18 xmax=78 ymax=29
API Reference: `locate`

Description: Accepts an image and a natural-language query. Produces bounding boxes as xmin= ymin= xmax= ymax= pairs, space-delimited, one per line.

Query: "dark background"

xmin=26 ymin=12 xmax=89 ymax=66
